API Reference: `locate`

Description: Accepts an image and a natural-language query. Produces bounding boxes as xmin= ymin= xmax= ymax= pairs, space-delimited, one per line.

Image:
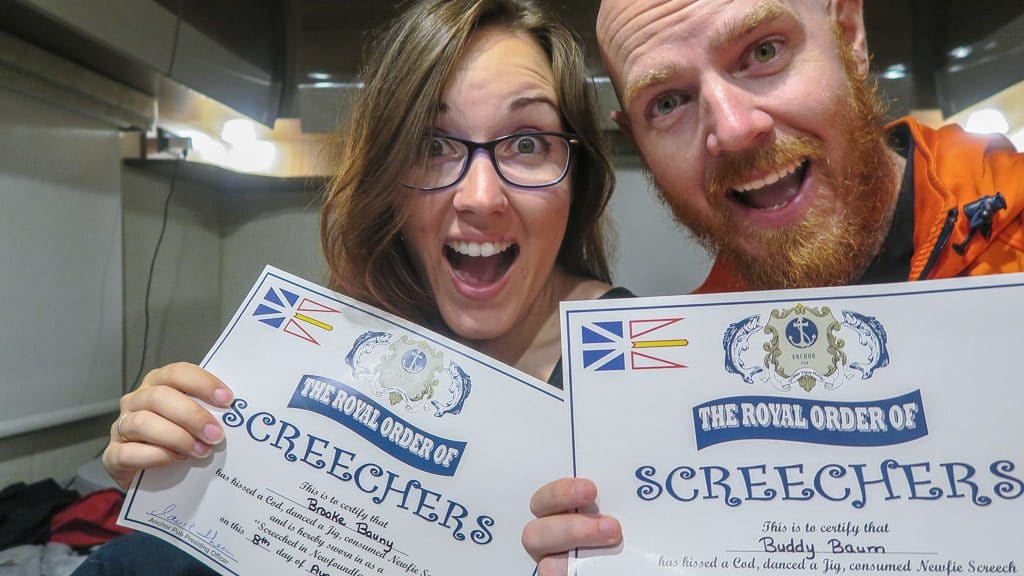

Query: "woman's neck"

xmin=471 ymin=268 xmax=611 ymax=381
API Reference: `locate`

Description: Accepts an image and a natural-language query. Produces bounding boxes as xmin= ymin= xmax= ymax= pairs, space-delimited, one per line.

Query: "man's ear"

xmin=832 ymin=0 xmax=869 ymax=75
xmin=612 ymin=110 xmax=634 ymax=142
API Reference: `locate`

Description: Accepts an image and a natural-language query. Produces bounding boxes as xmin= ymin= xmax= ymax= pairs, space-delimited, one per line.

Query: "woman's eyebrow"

xmin=509 ymin=96 xmax=558 ymax=112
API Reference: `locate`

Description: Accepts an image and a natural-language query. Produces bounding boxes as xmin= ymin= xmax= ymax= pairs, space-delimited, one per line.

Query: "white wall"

xmin=121 ymin=167 xmax=325 ymax=376
xmin=219 ymin=183 xmax=326 ymax=326
xmin=0 ymin=86 xmax=123 ymax=486
xmin=607 ymin=158 xmax=713 ymax=296
xmin=121 ymin=166 xmax=223 ymax=388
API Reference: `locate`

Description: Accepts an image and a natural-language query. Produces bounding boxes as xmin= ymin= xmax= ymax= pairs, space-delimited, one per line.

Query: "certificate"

xmin=561 ymin=273 xmax=1023 ymax=575
xmin=119 ymin=266 xmax=569 ymax=575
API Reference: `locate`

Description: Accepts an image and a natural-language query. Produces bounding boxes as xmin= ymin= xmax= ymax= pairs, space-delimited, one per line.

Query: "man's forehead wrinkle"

xmin=605 ymin=0 xmax=705 ymax=106
xmin=598 ymin=0 xmax=692 ymax=73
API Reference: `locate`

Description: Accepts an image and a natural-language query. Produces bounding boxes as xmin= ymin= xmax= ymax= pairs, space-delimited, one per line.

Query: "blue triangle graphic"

xmin=596 ymin=353 xmax=626 ymax=372
xmin=583 ymin=348 xmax=615 ymax=369
xmin=594 ymin=321 xmax=623 ymax=338
xmin=264 ymin=288 xmax=284 ymax=307
xmin=253 ymin=304 xmax=279 ymax=316
xmin=281 ymin=289 xmax=300 ymax=307
xmin=582 ymin=326 xmax=614 ymax=344
xmin=259 ymin=317 xmax=285 ymax=329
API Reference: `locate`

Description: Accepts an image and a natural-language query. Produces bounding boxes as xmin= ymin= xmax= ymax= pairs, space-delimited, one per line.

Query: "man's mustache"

xmin=706 ymin=135 xmax=822 ymax=199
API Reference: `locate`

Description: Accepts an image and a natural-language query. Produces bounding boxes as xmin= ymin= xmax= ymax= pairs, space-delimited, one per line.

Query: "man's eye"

xmin=752 ymin=41 xmax=778 ymax=64
xmin=653 ymin=94 xmax=684 ymax=117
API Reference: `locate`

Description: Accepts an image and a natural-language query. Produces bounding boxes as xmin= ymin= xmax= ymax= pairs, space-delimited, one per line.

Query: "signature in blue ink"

xmin=148 ymin=504 xmax=235 ymax=560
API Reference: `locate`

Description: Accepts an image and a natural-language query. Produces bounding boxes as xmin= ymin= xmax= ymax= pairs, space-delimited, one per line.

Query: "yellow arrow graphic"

xmin=632 ymin=339 xmax=688 ymax=349
xmin=294 ymin=313 xmax=333 ymax=331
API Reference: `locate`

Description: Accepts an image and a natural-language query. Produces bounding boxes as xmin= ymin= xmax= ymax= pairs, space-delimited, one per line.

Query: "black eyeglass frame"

xmin=402 ymin=131 xmax=580 ymax=191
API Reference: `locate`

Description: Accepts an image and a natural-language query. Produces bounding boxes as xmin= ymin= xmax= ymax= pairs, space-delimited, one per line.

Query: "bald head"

xmin=595 ymin=0 xmax=676 ymax=99
xmin=596 ymin=0 xmax=857 ymax=109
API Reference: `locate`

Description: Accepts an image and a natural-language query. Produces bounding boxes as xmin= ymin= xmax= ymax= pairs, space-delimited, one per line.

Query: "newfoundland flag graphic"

xmin=252 ymin=286 xmax=340 ymax=345
xmin=581 ymin=318 xmax=689 ymax=371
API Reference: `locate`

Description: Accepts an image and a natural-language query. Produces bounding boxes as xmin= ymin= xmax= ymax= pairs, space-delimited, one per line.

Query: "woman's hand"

xmin=522 ymin=477 xmax=622 ymax=576
xmin=102 ymin=362 xmax=234 ymax=490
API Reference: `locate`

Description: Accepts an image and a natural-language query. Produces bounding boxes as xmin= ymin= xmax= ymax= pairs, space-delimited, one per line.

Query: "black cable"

xmin=168 ymin=0 xmax=183 ymax=74
xmin=128 ymin=154 xmax=183 ymax=393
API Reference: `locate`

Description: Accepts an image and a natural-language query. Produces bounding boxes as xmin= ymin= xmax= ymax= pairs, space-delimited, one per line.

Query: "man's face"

xmin=598 ymin=0 xmax=897 ymax=289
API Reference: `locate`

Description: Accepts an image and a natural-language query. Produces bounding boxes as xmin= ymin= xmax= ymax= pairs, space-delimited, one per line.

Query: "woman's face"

xmin=401 ymin=26 xmax=572 ymax=344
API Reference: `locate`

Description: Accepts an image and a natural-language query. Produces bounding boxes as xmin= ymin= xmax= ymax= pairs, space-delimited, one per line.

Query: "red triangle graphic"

xmin=630 ymin=317 xmax=683 ymax=339
xmin=297 ymin=298 xmax=339 ymax=314
xmin=284 ymin=318 xmax=319 ymax=345
xmin=631 ymin=350 xmax=687 ymax=370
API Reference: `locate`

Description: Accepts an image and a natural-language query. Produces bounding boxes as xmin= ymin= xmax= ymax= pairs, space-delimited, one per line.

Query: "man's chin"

xmin=713 ymin=213 xmax=884 ymax=290
xmin=719 ymin=246 xmax=863 ymax=290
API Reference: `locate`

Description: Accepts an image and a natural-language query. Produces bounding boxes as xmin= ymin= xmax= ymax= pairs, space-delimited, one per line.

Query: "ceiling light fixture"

xmin=880 ymin=63 xmax=907 ymax=80
xmin=221 ymin=118 xmax=258 ymax=145
xmin=964 ymin=109 xmax=1010 ymax=135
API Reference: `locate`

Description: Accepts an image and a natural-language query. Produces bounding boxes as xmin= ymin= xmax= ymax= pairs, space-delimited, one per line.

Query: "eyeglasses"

xmin=403 ymin=131 xmax=578 ymax=191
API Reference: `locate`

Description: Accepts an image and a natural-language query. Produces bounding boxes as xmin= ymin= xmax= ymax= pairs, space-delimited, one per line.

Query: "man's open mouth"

xmin=444 ymin=240 xmax=519 ymax=286
xmin=728 ymin=159 xmax=810 ymax=210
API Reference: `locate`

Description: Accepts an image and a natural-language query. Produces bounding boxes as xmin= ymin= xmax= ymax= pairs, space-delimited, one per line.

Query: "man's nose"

xmin=452 ymin=151 xmax=509 ymax=214
xmin=702 ymin=77 xmax=773 ymax=156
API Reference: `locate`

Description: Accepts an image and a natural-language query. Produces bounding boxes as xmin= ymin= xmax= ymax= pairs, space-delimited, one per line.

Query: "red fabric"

xmin=49 ymin=489 xmax=133 ymax=548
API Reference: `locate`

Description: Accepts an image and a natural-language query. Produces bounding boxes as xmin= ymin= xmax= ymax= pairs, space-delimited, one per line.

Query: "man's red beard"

xmin=657 ymin=31 xmax=898 ymax=290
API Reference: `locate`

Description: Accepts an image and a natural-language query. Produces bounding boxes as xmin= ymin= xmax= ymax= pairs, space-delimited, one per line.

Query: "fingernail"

xmin=599 ymin=518 xmax=618 ymax=542
xmin=193 ymin=441 xmax=210 ymax=458
xmin=212 ymin=387 xmax=233 ymax=407
xmin=203 ymin=423 xmax=224 ymax=444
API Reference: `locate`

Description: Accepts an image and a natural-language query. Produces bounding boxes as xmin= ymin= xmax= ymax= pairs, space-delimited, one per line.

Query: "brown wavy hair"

xmin=320 ymin=0 xmax=614 ymax=328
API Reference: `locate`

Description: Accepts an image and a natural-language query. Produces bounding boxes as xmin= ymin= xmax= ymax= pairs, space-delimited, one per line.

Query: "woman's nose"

xmin=452 ymin=151 xmax=509 ymax=214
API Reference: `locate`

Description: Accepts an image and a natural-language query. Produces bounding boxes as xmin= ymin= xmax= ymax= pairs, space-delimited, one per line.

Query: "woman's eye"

xmin=514 ymin=136 xmax=538 ymax=154
xmin=653 ymin=94 xmax=683 ymax=117
xmin=425 ymin=137 xmax=458 ymax=158
xmin=752 ymin=41 xmax=778 ymax=64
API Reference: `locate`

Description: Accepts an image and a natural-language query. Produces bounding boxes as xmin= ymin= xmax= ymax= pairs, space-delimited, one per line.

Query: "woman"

xmin=74 ymin=0 xmax=626 ymax=574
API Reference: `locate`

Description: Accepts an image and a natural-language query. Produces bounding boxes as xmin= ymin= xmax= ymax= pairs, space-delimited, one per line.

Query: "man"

xmin=522 ymin=0 xmax=1023 ymax=573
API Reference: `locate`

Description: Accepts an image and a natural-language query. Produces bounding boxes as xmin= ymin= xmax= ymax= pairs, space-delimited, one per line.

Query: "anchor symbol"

xmin=786 ymin=317 xmax=818 ymax=348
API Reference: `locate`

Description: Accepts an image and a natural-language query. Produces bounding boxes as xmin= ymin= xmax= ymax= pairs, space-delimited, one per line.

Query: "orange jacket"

xmin=695 ymin=117 xmax=1024 ymax=294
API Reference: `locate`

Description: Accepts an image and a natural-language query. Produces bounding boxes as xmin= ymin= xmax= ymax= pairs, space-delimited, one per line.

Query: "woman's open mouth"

xmin=444 ymin=240 xmax=519 ymax=288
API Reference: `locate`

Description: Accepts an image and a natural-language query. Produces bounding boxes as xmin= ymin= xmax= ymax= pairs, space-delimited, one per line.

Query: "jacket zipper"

xmin=916 ymin=207 xmax=958 ymax=280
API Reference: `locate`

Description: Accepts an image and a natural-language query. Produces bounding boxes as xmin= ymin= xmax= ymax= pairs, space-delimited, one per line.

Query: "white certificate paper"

xmin=119 ymin=266 xmax=569 ymax=575
xmin=562 ymin=273 xmax=1023 ymax=575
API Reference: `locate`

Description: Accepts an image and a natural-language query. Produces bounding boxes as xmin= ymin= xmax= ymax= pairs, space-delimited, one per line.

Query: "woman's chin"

xmin=443 ymin=313 xmax=512 ymax=344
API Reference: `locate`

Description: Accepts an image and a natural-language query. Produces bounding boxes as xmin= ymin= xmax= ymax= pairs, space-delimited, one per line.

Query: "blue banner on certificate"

xmin=119 ymin=266 xmax=569 ymax=575
xmin=562 ymin=273 xmax=1023 ymax=575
